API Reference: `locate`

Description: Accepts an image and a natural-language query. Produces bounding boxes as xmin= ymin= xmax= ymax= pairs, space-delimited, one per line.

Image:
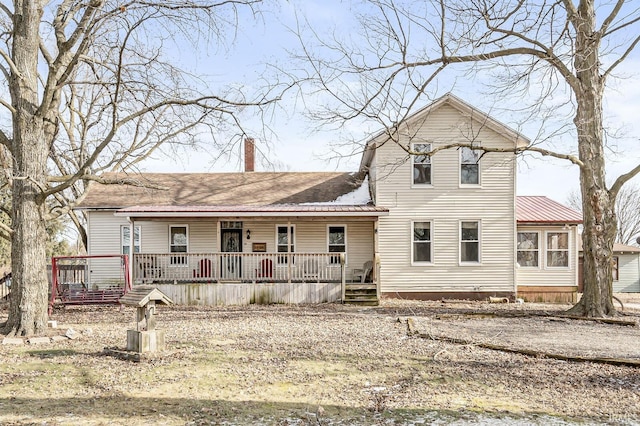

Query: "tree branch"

xmin=396 ymin=140 xmax=584 ymax=167
xmin=603 ymin=34 xmax=640 ymax=79
xmin=610 ymin=162 xmax=640 ymax=200
xmin=0 ymin=130 xmax=12 ymax=149
xmin=598 ymin=0 xmax=625 ymax=36
xmin=0 ymin=220 xmax=12 ymax=237
xmin=0 ymin=48 xmax=23 ymax=80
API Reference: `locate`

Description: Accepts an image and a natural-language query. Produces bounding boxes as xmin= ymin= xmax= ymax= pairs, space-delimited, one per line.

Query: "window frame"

xmin=612 ymin=256 xmax=619 ymax=281
xmin=327 ymin=224 xmax=347 ymax=265
xmin=411 ymin=220 xmax=433 ymax=265
xmin=121 ymin=225 xmax=141 ymax=255
xmin=459 ymin=146 xmax=481 ymax=186
xmin=460 ymin=220 xmax=481 ymax=265
xmin=545 ymin=231 xmax=570 ymax=269
xmin=411 ymin=142 xmax=433 ymax=187
xmin=276 ymin=224 xmax=296 ymax=265
xmin=516 ymin=231 xmax=540 ymax=268
xmin=169 ymin=224 xmax=189 ymax=266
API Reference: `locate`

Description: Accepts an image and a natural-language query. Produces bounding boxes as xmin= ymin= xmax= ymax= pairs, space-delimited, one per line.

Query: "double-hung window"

xmin=328 ymin=225 xmax=346 ymax=264
xmin=517 ymin=232 xmax=539 ymax=267
xmin=121 ymin=225 xmax=141 ymax=255
xmin=277 ymin=225 xmax=295 ymax=265
xmin=412 ymin=143 xmax=432 ymax=185
xmin=412 ymin=221 xmax=432 ymax=263
xmin=546 ymin=232 xmax=569 ymax=267
xmin=170 ymin=225 xmax=188 ymax=265
xmin=460 ymin=147 xmax=481 ymax=185
xmin=460 ymin=221 xmax=480 ymax=263
xmin=612 ymin=256 xmax=619 ymax=281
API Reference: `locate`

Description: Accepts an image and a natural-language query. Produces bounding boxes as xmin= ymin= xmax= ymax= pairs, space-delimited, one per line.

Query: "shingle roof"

xmin=78 ymin=172 xmax=368 ymax=209
xmin=577 ymin=239 xmax=640 ymax=253
xmin=516 ymin=196 xmax=582 ymax=224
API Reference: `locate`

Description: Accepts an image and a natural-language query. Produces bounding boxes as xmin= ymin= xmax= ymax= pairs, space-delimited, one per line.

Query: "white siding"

xmin=614 ymin=253 xmax=640 ymax=293
xmin=373 ymin=103 xmax=517 ymax=294
xmin=86 ymin=211 xmax=129 ymax=286
xmin=515 ymin=225 xmax=579 ymax=287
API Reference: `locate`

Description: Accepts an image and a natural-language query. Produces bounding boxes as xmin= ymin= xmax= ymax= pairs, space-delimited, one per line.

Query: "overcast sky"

xmin=141 ymin=0 xmax=640 ymax=206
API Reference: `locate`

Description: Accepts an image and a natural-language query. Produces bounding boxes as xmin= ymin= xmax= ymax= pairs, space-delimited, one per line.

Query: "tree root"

xmin=418 ymin=333 xmax=640 ymax=367
xmin=430 ymin=311 xmax=637 ymax=326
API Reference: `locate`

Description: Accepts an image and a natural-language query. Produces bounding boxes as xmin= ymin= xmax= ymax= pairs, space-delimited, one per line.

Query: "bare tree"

xmin=568 ymin=184 xmax=640 ymax=246
xmin=0 ymin=1 xmax=284 ymax=336
xmin=297 ymin=0 xmax=640 ymax=317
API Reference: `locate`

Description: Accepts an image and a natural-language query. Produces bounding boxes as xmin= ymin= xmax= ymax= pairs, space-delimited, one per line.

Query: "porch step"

xmin=343 ymin=283 xmax=378 ymax=306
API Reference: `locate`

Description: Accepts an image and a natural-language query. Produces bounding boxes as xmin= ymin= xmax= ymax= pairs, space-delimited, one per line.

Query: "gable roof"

xmin=516 ymin=196 xmax=583 ymax=224
xmin=360 ymin=93 xmax=530 ymax=171
xmin=78 ymin=171 xmax=379 ymax=213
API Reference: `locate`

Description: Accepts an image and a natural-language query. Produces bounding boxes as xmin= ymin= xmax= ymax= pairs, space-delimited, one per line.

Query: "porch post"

xmin=128 ymin=218 xmax=135 ymax=286
xmin=374 ymin=219 xmax=380 ymax=300
xmin=287 ymin=219 xmax=292 ymax=284
xmin=340 ymin=253 xmax=346 ymax=303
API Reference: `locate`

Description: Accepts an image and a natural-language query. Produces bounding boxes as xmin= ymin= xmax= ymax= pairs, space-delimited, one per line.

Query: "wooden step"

xmin=343 ymin=297 xmax=379 ymax=306
xmin=344 ymin=284 xmax=377 ymax=290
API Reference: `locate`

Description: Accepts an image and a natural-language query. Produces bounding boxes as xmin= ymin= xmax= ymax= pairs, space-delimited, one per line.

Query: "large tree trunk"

xmin=3 ymin=1 xmax=50 ymax=337
xmin=566 ymin=1 xmax=616 ymax=317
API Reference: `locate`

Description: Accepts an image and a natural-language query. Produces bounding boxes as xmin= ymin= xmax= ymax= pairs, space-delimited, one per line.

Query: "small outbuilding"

xmin=578 ymin=241 xmax=640 ymax=293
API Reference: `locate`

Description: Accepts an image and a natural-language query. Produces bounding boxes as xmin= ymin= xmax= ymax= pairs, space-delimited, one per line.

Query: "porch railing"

xmin=133 ymin=252 xmax=346 ymax=284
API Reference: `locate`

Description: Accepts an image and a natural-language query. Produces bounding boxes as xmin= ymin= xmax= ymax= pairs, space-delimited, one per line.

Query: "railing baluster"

xmin=131 ymin=252 xmax=347 ymax=285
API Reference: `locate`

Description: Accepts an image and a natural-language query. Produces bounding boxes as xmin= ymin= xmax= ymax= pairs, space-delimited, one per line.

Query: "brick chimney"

xmin=244 ymin=138 xmax=255 ymax=172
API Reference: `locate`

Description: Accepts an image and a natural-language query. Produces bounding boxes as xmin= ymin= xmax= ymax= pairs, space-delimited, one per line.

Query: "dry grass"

xmin=1 ymin=299 xmax=640 ymax=425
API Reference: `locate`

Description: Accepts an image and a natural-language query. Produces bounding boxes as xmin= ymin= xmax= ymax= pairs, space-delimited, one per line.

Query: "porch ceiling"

xmin=114 ymin=204 xmax=389 ymax=218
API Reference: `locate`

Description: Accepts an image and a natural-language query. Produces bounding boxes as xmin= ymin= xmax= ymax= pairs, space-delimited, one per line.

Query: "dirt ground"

xmin=1 ymin=296 xmax=640 ymax=425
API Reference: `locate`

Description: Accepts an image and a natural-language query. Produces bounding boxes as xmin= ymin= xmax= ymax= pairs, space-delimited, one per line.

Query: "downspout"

xmin=512 ymin=164 xmax=518 ymax=299
xmin=374 ymin=219 xmax=380 ymax=301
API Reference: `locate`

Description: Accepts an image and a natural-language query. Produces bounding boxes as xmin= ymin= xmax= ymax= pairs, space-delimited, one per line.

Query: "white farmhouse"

xmin=67 ymin=94 xmax=583 ymax=306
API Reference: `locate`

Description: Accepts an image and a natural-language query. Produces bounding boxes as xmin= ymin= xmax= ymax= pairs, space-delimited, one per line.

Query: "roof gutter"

xmin=113 ymin=210 xmax=389 ymax=218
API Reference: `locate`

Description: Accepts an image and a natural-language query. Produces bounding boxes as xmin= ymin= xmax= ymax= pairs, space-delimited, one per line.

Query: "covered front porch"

xmin=110 ymin=205 xmax=387 ymax=305
xmin=135 ymin=251 xmax=361 ymax=303
xmin=133 ymin=252 xmax=371 ymax=305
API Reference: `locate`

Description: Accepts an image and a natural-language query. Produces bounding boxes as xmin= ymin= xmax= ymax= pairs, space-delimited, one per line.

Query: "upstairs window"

xmin=121 ymin=225 xmax=141 ymax=255
xmin=460 ymin=147 xmax=481 ymax=185
xmin=546 ymin=232 xmax=569 ymax=267
xmin=412 ymin=143 xmax=432 ymax=185
xmin=412 ymin=221 xmax=432 ymax=263
xmin=517 ymin=232 xmax=539 ymax=267
xmin=170 ymin=225 xmax=188 ymax=265
xmin=460 ymin=221 xmax=480 ymax=263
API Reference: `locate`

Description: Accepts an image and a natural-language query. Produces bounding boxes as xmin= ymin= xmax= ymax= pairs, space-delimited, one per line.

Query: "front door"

xmin=221 ymin=228 xmax=242 ymax=280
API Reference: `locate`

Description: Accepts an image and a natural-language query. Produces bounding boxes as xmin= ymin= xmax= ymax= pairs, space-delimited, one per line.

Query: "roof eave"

xmin=114 ymin=209 xmax=389 ymax=218
xmin=517 ymin=221 xmax=582 ymax=225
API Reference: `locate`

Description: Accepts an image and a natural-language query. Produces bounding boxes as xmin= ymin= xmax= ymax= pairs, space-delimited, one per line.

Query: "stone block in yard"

xmin=27 ymin=337 xmax=51 ymax=345
xmin=51 ymin=335 xmax=68 ymax=342
xmin=2 ymin=337 xmax=24 ymax=345
xmin=47 ymin=320 xmax=57 ymax=328
xmin=65 ymin=328 xmax=78 ymax=340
